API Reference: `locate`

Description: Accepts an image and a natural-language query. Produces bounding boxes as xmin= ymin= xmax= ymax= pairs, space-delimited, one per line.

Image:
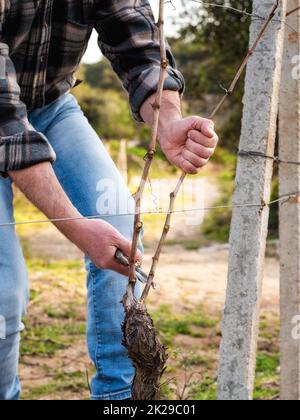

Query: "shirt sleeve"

xmin=94 ymin=0 xmax=185 ymax=122
xmin=0 ymin=41 xmax=56 ymax=176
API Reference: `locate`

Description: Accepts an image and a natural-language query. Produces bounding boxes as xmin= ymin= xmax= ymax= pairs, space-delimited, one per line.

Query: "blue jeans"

xmin=0 ymin=93 xmax=142 ymax=400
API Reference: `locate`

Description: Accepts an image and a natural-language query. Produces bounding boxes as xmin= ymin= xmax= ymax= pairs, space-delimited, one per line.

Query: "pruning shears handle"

xmin=115 ymin=249 xmax=148 ymax=284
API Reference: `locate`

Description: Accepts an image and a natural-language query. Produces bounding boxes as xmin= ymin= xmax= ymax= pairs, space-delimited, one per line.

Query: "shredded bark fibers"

xmin=122 ymin=289 xmax=168 ymax=400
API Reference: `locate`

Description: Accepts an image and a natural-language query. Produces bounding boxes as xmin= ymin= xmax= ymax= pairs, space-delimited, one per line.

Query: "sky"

xmin=82 ymin=0 xmax=185 ymax=64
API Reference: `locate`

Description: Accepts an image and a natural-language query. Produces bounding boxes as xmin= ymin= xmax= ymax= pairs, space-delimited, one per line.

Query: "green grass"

xmin=190 ymin=378 xmax=218 ymax=400
xmin=27 ymin=259 xmax=83 ymax=272
xmin=254 ymin=353 xmax=280 ymax=400
xmin=149 ymin=306 xmax=280 ymax=400
xmin=26 ymin=259 xmax=86 ymax=291
xmin=172 ymin=352 xmax=280 ymax=401
xmin=186 ymin=311 xmax=218 ymax=329
xmin=21 ymin=373 xmax=89 ymax=400
xmin=256 ymin=353 xmax=279 ymax=376
xmin=46 ymin=306 xmax=79 ymax=320
xmin=29 ymin=289 xmax=40 ymax=301
xmin=21 ymin=321 xmax=86 ymax=357
xmin=180 ymin=354 xmax=213 ymax=368
xmin=150 ymin=304 xmax=218 ymax=347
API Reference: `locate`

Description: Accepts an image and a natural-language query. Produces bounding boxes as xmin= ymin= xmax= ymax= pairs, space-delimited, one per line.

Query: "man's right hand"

xmin=9 ymin=162 xmax=139 ymax=276
xmin=70 ymin=219 xmax=141 ymax=276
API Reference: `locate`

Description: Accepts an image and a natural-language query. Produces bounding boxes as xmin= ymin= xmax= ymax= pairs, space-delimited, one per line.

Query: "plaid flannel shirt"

xmin=0 ymin=0 xmax=184 ymax=175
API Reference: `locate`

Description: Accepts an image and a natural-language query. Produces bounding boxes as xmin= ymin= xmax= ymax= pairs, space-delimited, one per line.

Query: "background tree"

xmin=172 ymin=0 xmax=252 ymax=151
xmin=74 ymin=83 xmax=135 ymax=140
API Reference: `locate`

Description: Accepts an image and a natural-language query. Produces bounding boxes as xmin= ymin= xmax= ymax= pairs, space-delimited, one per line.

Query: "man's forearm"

xmin=140 ymin=90 xmax=182 ymax=137
xmin=8 ymin=162 xmax=141 ymax=275
xmin=8 ymin=162 xmax=82 ymax=242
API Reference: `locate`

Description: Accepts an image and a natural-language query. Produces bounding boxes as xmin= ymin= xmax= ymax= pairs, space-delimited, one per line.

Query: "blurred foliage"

xmin=75 ymin=59 xmax=153 ymax=144
xmin=84 ymin=59 xmax=124 ymax=93
xmin=74 ymin=83 xmax=135 ymax=140
xmin=172 ymin=0 xmax=252 ymax=152
xmin=174 ymin=1 xmax=251 ymax=96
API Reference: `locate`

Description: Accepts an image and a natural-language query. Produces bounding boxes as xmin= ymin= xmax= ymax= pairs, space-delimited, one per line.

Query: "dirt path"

xmin=146 ymin=244 xmax=279 ymax=313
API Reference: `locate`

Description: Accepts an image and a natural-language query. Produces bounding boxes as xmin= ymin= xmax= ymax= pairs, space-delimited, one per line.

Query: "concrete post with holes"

xmin=218 ymin=0 xmax=287 ymax=400
xmin=279 ymin=0 xmax=300 ymax=401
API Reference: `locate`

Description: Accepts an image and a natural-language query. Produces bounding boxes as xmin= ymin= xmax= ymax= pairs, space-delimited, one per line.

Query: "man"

xmin=0 ymin=0 xmax=218 ymax=400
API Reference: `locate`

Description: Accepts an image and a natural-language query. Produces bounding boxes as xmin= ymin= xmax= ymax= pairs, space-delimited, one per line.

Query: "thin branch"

xmin=286 ymin=5 xmax=300 ymax=17
xmin=190 ymin=1 xmax=296 ymax=35
xmin=141 ymin=0 xmax=281 ymax=303
xmin=191 ymin=0 xmax=296 ymax=20
xmin=191 ymin=0 xmax=258 ymax=18
xmin=128 ymin=0 xmax=168 ymax=289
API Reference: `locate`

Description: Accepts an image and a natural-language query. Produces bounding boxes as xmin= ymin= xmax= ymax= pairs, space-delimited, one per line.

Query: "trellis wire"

xmin=191 ymin=0 xmax=299 ymax=20
xmin=0 ymin=188 xmax=299 ymax=229
xmin=238 ymin=150 xmax=300 ymax=165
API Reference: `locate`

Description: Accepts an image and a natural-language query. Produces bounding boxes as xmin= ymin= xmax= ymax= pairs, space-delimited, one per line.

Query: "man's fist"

xmin=159 ymin=116 xmax=219 ymax=175
xmin=72 ymin=219 xmax=142 ymax=276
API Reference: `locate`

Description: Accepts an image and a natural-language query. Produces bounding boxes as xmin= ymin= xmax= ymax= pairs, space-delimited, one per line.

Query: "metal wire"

xmin=1 ymin=190 xmax=299 ymax=228
xmin=238 ymin=150 xmax=300 ymax=166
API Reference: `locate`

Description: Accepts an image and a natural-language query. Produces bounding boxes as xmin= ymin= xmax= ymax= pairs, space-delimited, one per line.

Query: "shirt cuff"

xmin=129 ymin=65 xmax=185 ymax=122
xmin=0 ymin=130 xmax=56 ymax=176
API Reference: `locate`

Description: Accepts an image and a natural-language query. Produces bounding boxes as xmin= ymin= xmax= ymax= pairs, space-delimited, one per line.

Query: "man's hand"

xmin=71 ymin=219 xmax=141 ymax=276
xmin=9 ymin=163 xmax=140 ymax=276
xmin=140 ymin=91 xmax=219 ymax=174
xmin=159 ymin=116 xmax=218 ymax=175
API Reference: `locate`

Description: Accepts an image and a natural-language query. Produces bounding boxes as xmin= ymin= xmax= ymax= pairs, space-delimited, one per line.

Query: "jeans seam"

xmin=89 ymin=266 xmax=102 ymax=376
xmin=89 ymin=264 xmax=113 ymax=389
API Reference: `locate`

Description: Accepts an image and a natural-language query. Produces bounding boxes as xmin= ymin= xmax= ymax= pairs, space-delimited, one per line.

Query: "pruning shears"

xmin=115 ymin=249 xmax=148 ymax=284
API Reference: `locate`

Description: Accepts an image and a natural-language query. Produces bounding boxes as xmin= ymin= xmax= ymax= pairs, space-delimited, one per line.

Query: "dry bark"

xmin=122 ymin=290 xmax=168 ymax=400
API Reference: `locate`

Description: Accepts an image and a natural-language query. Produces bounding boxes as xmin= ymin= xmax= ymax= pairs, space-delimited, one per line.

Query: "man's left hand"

xmin=158 ymin=116 xmax=219 ymax=175
xmin=140 ymin=91 xmax=219 ymax=175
